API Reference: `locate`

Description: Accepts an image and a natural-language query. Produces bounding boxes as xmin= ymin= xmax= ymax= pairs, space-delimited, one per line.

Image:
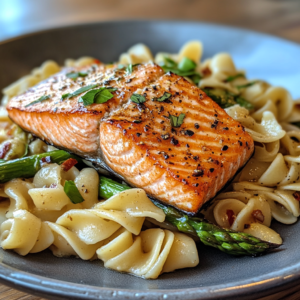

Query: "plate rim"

xmin=0 ymin=254 xmax=300 ymax=300
xmin=1 ymin=20 xmax=300 ymax=300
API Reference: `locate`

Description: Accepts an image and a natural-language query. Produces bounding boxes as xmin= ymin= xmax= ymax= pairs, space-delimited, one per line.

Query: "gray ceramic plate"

xmin=0 ymin=21 xmax=300 ymax=300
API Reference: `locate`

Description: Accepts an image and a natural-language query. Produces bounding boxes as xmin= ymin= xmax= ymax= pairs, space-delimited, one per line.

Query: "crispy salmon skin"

xmin=7 ymin=63 xmax=254 ymax=214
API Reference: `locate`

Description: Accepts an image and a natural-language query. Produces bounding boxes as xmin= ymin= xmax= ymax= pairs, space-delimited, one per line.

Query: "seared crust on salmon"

xmin=7 ymin=63 xmax=254 ymax=214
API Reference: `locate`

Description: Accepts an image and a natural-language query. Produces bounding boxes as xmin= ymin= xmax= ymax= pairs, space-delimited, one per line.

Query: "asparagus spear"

xmin=0 ymin=150 xmax=81 ymax=183
xmin=99 ymin=176 xmax=280 ymax=256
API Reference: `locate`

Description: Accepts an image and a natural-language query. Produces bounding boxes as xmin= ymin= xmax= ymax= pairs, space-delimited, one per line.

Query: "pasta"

xmin=0 ymin=39 xmax=299 ymax=277
xmin=0 ymin=163 xmax=198 ymax=278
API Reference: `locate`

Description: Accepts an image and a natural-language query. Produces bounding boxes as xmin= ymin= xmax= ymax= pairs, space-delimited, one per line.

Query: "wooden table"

xmin=0 ymin=0 xmax=300 ymax=299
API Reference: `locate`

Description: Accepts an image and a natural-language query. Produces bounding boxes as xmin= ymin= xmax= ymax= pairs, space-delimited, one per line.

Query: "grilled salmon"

xmin=6 ymin=63 xmax=254 ymax=214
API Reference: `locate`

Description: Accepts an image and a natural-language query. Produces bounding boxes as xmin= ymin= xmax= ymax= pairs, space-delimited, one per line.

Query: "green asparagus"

xmin=99 ymin=176 xmax=280 ymax=256
xmin=0 ymin=150 xmax=81 ymax=183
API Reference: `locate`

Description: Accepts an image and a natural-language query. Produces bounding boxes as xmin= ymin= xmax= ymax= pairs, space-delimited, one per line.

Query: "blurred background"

xmin=0 ymin=0 xmax=300 ymax=43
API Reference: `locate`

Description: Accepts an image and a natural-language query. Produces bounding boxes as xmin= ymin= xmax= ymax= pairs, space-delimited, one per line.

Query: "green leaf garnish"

xmin=163 ymin=56 xmax=177 ymax=68
xmin=236 ymin=81 xmax=258 ymax=90
xmin=95 ymin=88 xmax=116 ymax=104
xmin=64 ymin=180 xmax=85 ymax=204
xmin=225 ymin=73 xmax=245 ymax=82
xmin=130 ymin=93 xmax=146 ymax=104
xmin=0 ymin=159 xmax=5 ymax=164
xmin=66 ymin=71 xmax=88 ymax=80
xmin=61 ymin=93 xmax=70 ymax=100
xmin=80 ymin=89 xmax=99 ymax=106
xmin=235 ymin=96 xmax=254 ymax=110
xmin=126 ymin=64 xmax=133 ymax=75
xmin=203 ymin=88 xmax=254 ymax=110
xmin=169 ymin=113 xmax=185 ymax=128
xmin=178 ymin=57 xmax=196 ymax=72
xmin=154 ymin=92 xmax=172 ymax=102
xmin=190 ymin=73 xmax=201 ymax=85
xmin=25 ymin=95 xmax=51 ymax=107
xmin=160 ymin=56 xmax=201 ymax=85
xmin=63 ymin=84 xmax=99 ymax=100
xmin=80 ymin=87 xmax=117 ymax=106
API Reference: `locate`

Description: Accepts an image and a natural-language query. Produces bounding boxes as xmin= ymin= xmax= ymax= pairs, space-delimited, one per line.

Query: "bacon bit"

xmin=61 ymin=158 xmax=78 ymax=172
xmin=94 ymin=59 xmax=101 ymax=64
xmin=226 ymin=210 xmax=235 ymax=226
xmin=293 ymin=191 xmax=300 ymax=201
xmin=49 ymin=183 xmax=57 ymax=189
xmin=252 ymin=210 xmax=264 ymax=223
xmin=40 ymin=156 xmax=52 ymax=166
xmin=0 ymin=142 xmax=11 ymax=159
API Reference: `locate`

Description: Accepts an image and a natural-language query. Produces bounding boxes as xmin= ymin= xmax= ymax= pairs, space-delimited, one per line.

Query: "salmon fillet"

xmin=7 ymin=63 xmax=254 ymax=214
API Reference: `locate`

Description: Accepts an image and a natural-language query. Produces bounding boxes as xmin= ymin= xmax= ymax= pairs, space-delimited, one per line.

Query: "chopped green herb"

xmin=62 ymin=93 xmax=70 ymax=100
xmin=189 ymin=73 xmax=201 ymax=85
xmin=130 ymin=93 xmax=146 ymax=104
xmin=203 ymin=88 xmax=254 ymax=110
xmin=66 ymin=71 xmax=88 ymax=80
xmin=95 ymin=88 xmax=116 ymax=104
xmin=235 ymin=96 xmax=254 ymax=110
xmin=80 ymin=87 xmax=117 ymax=106
xmin=236 ymin=81 xmax=258 ymax=90
xmin=117 ymin=64 xmax=125 ymax=69
xmin=126 ymin=64 xmax=133 ymax=75
xmin=80 ymin=89 xmax=99 ymax=106
xmin=154 ymin=92 xmax=172 ymax=102
xmin=0 ymin=159 xmax=5 ymax=164
xmin=133 ymin=120 xmax=142 ymax=123
xmin=25 ymin=95 xmax=51 ymax=107
xmin=163 ymin=56 xmax=177 ymax=68
xmin=63 ymin=84 xmax=99 ymax=100
xmin=292 ymin=122 xmax=300 ymax=128
xmin=178 ymin=57 xmax=197 ymax=72
xmin=64 ymin=180 xmax=85 ymax=204
xmin=225 ymin=73 xmax=245 ymax=82
xmin=169 ymin=113 xmax=185 ymax=128
xmin=160 ymin=56 xmax=202 ymax=85
xmin=203 ymin=88 xmax=236 ymax=108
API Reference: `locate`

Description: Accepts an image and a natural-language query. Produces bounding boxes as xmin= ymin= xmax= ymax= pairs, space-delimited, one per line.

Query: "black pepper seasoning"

xmin=171 ymin=137 xmax=179 ymax=145
xmin=183 ymin=130 xmax=194 ymax=137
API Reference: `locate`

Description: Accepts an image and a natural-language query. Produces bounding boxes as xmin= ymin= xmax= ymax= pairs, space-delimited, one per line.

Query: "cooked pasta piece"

xmin=96 ymin=228 xmax=199 ymax=279
xmin=0 ymin=171 xmax=198 ymax=278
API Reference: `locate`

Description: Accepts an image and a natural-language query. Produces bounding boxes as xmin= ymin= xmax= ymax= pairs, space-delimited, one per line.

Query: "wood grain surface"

xmin=0 ymin=0 xmax=299 ymax=299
